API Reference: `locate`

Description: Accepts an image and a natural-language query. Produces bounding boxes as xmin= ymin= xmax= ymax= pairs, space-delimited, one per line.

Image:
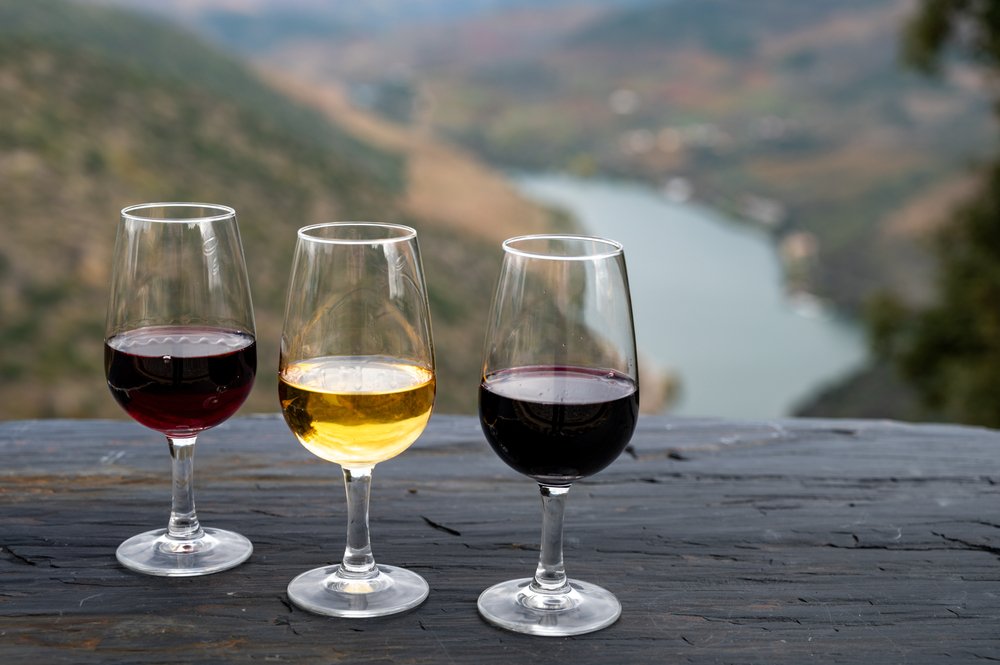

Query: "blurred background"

xmin=1 ymin=0 xmax=998 ymax=424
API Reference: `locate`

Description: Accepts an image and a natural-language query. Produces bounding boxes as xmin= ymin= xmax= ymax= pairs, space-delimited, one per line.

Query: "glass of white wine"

xmin=278 ymin=222 xmax=436 ymax=618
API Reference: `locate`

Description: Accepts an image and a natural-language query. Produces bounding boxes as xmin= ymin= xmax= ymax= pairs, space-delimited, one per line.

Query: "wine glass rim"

xmin=297 ymin=222 xmax=417 ymax=244
xmin=121 ymin=202 xmax=236 ymax=223
xmin=502 ymin=234 xmax=624 ymax=260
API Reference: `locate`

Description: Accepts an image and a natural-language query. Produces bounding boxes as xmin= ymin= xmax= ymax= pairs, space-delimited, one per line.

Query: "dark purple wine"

xmin=479 ymin=365 xmax=639 ymax=485
xmin=105 ymin=325 xmax=256 ymax=436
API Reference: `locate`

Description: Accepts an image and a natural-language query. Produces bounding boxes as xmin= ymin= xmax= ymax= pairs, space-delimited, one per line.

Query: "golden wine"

xmin=279 ymin=356 xmax=435 ymax=466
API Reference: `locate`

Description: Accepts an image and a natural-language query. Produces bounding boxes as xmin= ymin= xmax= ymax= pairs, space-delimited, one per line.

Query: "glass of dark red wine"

xmin=478 ymin=234 xmax=639 ymax=636
xmin=105 ymin=203 xmax=257 ymax=576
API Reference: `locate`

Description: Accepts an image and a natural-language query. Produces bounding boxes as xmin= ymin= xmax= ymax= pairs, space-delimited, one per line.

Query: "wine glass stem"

xmin=167 ymin=436 xmax=204 ymax=541
xmin=533 ymin=484 xmax=570 ymax=593
xmin=341 ymin=466 xmax=377 ymax=577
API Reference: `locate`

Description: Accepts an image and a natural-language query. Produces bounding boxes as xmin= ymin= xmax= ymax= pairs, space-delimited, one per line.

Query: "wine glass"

xmin=278 ymin=222 xmax=435 ymax=618
xmin=477 ymin=234 xmax=639 ymax=636
xmin=105 ymin=203 xmax=257 ymax=576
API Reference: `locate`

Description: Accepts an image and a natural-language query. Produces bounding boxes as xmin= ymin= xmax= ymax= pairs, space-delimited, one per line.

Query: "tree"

xmin=903 ymin=0 xmax=1000 ymax=76
xmin=873 ymin=0 xmax=1000 ymax=425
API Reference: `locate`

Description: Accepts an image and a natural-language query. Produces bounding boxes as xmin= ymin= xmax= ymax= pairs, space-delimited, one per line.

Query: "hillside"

xmin=0 ymin=0 xmax=558 ymax=420
xmin=258 ymin=0 xmax=996 ymax=312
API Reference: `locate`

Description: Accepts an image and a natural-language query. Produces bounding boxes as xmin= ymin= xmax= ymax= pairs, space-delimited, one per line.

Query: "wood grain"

xmin=3 ymin=415 xmax=1000 ymax=663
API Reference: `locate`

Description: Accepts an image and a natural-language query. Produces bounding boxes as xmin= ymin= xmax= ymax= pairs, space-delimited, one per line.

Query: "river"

xmin=512 ymin=173 xmax=868 ymax=419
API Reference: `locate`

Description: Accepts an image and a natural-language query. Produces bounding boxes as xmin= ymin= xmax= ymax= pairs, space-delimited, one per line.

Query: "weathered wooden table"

xmin=3 ymin=414 xmax=1000 ymax=663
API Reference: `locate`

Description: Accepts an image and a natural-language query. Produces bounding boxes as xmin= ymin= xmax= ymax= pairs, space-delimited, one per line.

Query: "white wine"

xmin=279 ymin=356 xmax=435 ymax=466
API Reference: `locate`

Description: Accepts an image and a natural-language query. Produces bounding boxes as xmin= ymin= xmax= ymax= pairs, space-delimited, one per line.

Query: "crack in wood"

xmin=1 ymin=546 xmax=38 ymax=566
xmin=273 ymin=616 xmax=301 ymax=636
xmin=824 ymin=542 xmax=978 ymax=553
xmin=250 ymin=508 xmax=287 ymax=518
xmin=932 ymin=532 xmax=1000 ymax=558
xmin=674 ymin=612 xmax=804 ymax=626
xmin=421 ymin=516 xmax=461 ymax=536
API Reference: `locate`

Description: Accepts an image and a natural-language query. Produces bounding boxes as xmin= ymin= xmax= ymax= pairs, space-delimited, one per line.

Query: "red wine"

xmin=479 ymin=365 xmax=639 ymax=485
xmin=105 ymin=325 xmax=256 ymax=436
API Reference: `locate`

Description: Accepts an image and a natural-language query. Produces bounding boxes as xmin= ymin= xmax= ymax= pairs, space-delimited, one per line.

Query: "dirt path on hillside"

xmin=260 ymin=69 xmax=551 ymax=244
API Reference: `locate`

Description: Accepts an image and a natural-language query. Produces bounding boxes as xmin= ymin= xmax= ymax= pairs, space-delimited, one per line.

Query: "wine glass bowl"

xmin=478 ymin=234 xmax=639 ymax=636
xmin=278 ymin=222 xmax=435 ymax=618
xmin=105 ymin=203 xmax=256 ymax=576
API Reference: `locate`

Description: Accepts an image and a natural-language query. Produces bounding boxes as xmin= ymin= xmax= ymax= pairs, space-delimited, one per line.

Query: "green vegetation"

xmin=0 ymin=0 xmax=400 ymax=188
xmin=0 ymin=0 xmax=512 ymax=419
xmin=867 ymin=0 xmax=1000 ymax=426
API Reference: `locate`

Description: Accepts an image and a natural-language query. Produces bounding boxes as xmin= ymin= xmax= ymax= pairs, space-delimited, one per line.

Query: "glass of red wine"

xmin=478 ymin=234 xmax=639 ymax=636
xmin=105 ymin=203 xmax=257 ymax=576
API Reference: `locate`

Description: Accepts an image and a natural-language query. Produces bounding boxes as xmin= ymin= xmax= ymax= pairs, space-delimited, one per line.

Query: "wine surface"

xmin=105 ymin=325 xmax=256 ymax=436
xmin=279 ymin=356 xmax=435 ymax=467
xmin=479 ymin=365 xmax=638 ymax=485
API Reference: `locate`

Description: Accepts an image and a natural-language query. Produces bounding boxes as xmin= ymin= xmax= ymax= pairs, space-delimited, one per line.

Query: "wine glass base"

xmin=116 ymin=527 xmax=253 ymax=577
xmin=287 ymin=564 xmax=429 ymax=618
xmin=477 ymin=578 xmax=621 ymax=636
